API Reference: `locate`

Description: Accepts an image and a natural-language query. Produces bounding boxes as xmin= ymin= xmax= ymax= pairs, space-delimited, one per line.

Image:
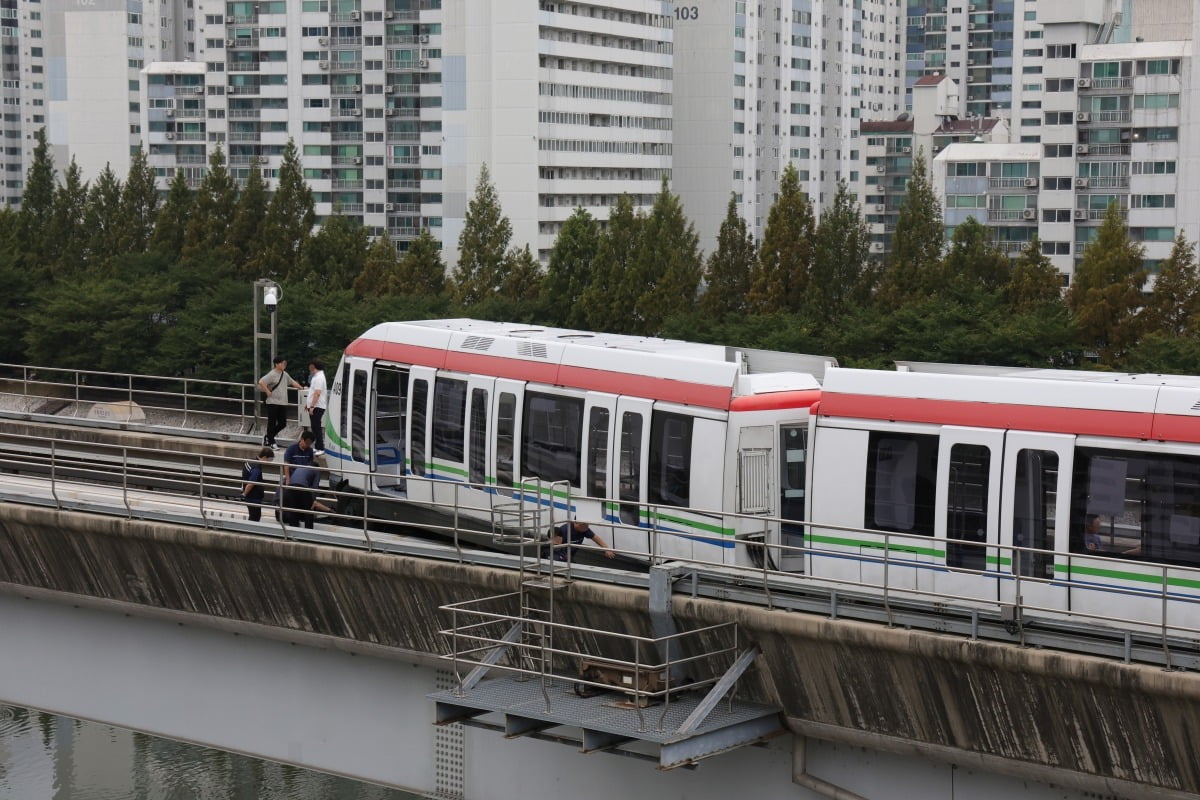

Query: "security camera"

xmin=263 ymin=285 xmax=280 ymax=312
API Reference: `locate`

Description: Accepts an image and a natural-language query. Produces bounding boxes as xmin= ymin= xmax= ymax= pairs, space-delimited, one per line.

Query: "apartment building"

xmin=672 ymin=0 xmax=904 ymax=253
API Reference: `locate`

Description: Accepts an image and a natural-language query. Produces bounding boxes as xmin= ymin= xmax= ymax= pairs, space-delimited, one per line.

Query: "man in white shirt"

xmin=306 ymin=359 xmax=329 ymax=455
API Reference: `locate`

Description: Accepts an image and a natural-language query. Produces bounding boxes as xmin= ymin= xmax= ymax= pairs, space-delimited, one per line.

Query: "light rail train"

xmin=325 ymin=319 xmax=1200 ymax=630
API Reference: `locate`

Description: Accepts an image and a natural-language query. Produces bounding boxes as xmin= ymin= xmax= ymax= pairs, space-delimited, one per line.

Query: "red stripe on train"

xmin=816 ymin=392 xmax=1170 ymax=441
xmin=344 ymin=337 xmax=734 ymax=409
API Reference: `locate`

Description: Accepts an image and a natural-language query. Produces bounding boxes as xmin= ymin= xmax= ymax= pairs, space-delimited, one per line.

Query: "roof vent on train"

xmin=518 ymin=342 xmax=550 ymax=359
xmin=1190 ymin=398 xmax=1200 ymax=412
xmin=460 ymin=336 xmax=495 ymax=351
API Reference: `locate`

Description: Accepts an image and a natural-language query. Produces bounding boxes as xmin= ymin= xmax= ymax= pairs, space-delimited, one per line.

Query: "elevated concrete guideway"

xmin=0 ymin=490 xmax=1199 ymax=798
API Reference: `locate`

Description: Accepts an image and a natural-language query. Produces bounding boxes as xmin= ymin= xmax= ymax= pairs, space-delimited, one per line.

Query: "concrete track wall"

xmin=0 ymin=504 xmax=1197 ymax=798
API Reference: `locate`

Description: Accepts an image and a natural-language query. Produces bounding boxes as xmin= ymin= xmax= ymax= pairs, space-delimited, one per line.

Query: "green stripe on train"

xmin=1054 ymin=563 xmax=1200 ymax=589
xmin=804 ymin=532 xmax=945 ymax=559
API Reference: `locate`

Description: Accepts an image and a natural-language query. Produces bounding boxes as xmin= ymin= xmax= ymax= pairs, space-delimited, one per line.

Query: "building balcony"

xmin=228 ymin=62 xmax=261 ymax=72
xmin=388 ymin=179 xmax=421 ymax=189
xmin=1087 ymin=110 xmax=1131 ymax=123
xmin=331 ymin=37 xmax=361 ymax=47
xmin=174 ymin=155 xmax=208 ymax=164
xmin=332 ymin=179 xmax=365 ymax=190
xmin=228 ymin=132 xmax=261 ymax=142
xmin=332 ymin=156 xmax=363 ymax=166
xmin=228 ymin=108 xmax=261 ymax=118
xmin=227 ymin=86 xmax=260 ymax=95
xmin=1079 ymin=176 xmax=1129 ymax=189
xmin=331 ymin=61 xmax=363 ymax=73
xmin=1080 ymin=77 xmax=1132 ymax=91
xmin=331 ymin=131 xmax=363 ymax=142
xmin=227 ymin=37 xmax=259 ymax=49
xmin=173 ymin=132 xmax=206 ymax=141
xmin=387 ymin=60 xmax=421 ymax=71
xmin=385 ymin=202 xmax=421 ymax=213
xmin=1078 ymin=143 xmax=1130 ymax=157
xmin=989 ymin=177 xmax=1038 ymax=190
xmin=332 ymin=85 xmax=363 ymax=95
xmin=227 ymin=14 xmax=258 ymax=24
xmin=988 ymin=209 xmax=1036 ymax=222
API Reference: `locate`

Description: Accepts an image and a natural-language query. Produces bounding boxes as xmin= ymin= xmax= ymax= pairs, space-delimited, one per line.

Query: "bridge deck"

xmin=431 ymin=675 xmax=784 ymax=770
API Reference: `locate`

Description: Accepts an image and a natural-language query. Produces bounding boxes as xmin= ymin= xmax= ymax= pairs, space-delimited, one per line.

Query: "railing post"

xmin=122 ymin=446 xmax=131 ymax=518
xmin=1161 ymin=563 xmax=1172 ymax=669
xmin=882 ymin=532 xmax=893 ymax=627
xmin=49 ymin=439 xmax=60 ymax=509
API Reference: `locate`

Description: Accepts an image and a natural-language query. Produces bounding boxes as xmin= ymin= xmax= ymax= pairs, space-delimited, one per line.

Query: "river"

xmin=0 ymin=705 xmax=420 ymax=799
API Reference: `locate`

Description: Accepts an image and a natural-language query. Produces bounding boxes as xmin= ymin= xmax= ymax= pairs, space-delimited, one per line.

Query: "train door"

xmin=931 ymin=427 xmax=1004 ymax=600
xmin=1000 ymin=432 xmax=1073 ymax=612
xmin=465 ymin=375 xmax=495 ymax=493
xmin=491 ymin=379 xmax=523 ymax=500
xmin=614 ymin=397 xmax=651 ymax=559
xmin=428 ymin=373 xmax=470 ymax=511
xmin=582 ymin=392 xmax=617 ymax=528
xmin=371 ymin=365 xmax=408 ymax=493
xmin=406 ymin=366 xmax=436 ymax=506
xmin=336 ymin=358 xmax=373 ymax=486
xmin=779 ymin=424 xmax=808 ymax=572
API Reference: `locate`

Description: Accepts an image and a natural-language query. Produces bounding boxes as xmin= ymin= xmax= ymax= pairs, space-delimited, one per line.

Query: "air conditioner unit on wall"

xmin=385 ymin=203 xmax=395 ymax=211
xmin=354 ymin=157 xmax=362 ymax=165
xmin=1077 ymin=78 xmax=1091 ymax=89
xmin=385 ymin=85 xmax=394 ymax=94
xmin=874 ymin=204 xmax=885 ymax=212
xmin=319 ymin=37 xmax=329 ymax=46
xmin=226 ymin=39 xmax=236 ymax=48
xmin=385 ymin=11 xmax=394 ymax=19
xmin=386 ymin=108 xmax=397 ymax=116
xmin=1076 ymin=177 xmax=1089 ymax=188
xmin=1076 ymin=111 xmax=1090 ymax=122
xmin=1022 ymin=208 xmax=1036 ymax=220
xmin=419 ymin=34 xmax=429 ymax=44
xmin=870 ymin=241 xmax=884 ymax=251
xmin=1074 ymin=208 xmax=1088 ymax=220
xmin=1024 ymin=177 xmax=1037 ymax=187
xmin=319 ymin=62 xmax=329 ymax=70
xmin=418 ymin=59 xmax=429 ymax=68
xmin=166 ymin=108 xmax=174 ymax=117
xmin=166 ymin=132 xmax=174 ymax=140
xmin=902 ymin=146 xmax=912 ymax=153
xmin=352 ymin=108 xmax=362 ymax=116
xmin=1076 ymin=144 xmax=1089 ymax=154
xmin=351 ymin=10 xmax=360 ymax=20
xmin=353 ymin=85 xmax=362 ymax=92
xmin=876 ymin=163 xmax=886 ymax=172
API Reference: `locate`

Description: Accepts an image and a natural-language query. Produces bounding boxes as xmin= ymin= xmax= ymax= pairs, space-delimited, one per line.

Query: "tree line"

xmin=1 ymin=138 xmax=1197 ymax=386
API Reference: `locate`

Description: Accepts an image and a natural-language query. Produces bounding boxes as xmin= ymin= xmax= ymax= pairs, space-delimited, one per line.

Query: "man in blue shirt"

xmin=241 ymin=446 xmax=274 ymax=522
xmin=550 ymin=519 xmax=615 ymax=562
xmin=281 ymin=466 xmax=331 ymax=529
xmin=282 ymin=430 xmax=316 ymax=485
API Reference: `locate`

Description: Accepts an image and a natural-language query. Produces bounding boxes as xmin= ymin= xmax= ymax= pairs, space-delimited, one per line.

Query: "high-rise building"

xmin=672 ymin=0 xmax=904 ymax=253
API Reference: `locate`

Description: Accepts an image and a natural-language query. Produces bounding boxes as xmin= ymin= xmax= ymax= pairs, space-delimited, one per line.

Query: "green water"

xmin=0 ymin=705 xmax=421 ymax=800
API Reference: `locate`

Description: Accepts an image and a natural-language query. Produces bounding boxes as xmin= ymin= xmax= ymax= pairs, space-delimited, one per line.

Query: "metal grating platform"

xmin=430 ymin=675 xmax=784 ymax=769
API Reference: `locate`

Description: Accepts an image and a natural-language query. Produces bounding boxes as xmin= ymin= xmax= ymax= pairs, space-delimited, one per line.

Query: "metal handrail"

xmin=0 ymin=363 xmax=256 ymax=434
xmin=1 ymin=430 xmax=1198 ymax=667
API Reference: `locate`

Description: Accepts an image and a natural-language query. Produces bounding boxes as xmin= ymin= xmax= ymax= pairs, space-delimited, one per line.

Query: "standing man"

xmin=306 ymin=358 xmax=328 ymax=456
xmin=241 ymin=446 xmax=275 ymax=521
xmin=257 ymin=356 xmax=302 ymax=450
xmin=549 ymin=519 xmax=616 ymax=562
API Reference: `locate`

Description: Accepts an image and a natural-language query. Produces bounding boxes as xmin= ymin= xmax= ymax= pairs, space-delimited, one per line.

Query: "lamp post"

xmin=252 ymin=279 xmax=282 ymax=433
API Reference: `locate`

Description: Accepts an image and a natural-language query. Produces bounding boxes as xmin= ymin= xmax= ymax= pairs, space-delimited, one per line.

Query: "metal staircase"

xmin=432 ymin=489 xmax=785 ymax=769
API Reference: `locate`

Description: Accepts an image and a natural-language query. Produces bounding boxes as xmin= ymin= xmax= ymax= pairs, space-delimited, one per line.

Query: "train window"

xmin=496 ymin=392 xmax=516 ymax=490
xmin=432 ymin=378 xmax=467 ymax=463
xmin=1012 ymin=449 xmax=1058 ymax=578
xmin=619 ymin=412 xmax=643 ymax=525
xmin=586 ymin=407 xmax=610 ymax=498
xmin=865 ymin=432 xmax=937 ymax=537
xmin=410 ymin=379 xmax=428 ymax=477
xmin=947 ymin=444 xmax=990 ymax=570
xmin=1071 ymin=447 xmax=1200 ymax=568
xmin=521 ymin=391 xmax=583 ymax=486
xmin=351 ymin=369 xmax=368 ymax=463
xmin=650 ymin=412 xmax=692 ymax=507
xmin=469 ymin=388 xmax=488 ymax=486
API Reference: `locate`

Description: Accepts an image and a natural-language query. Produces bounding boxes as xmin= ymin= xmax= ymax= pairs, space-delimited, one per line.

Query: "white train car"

xmin=326 ymin=319 xmax=835 ymax=567
xmin=808 ymin=366 xmax=1200 ymax=630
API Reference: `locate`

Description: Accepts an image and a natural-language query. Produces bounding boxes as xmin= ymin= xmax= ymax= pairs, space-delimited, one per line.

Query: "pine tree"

xmin=119 ymin=146 xmax=159 ymax=255
xmin=1066 ymin=202 xmax=1146 ymax=365
xmin=47 ymin=159 xmax=89 ymax=279
xmin=1006 ymin=237 xmax=1062 ymax=310
xmin=84 ymin=164 xmax=125 ymax=273
xmin=452 ymin=163 xmax=511 ymax=305
xmin=150 ymin=169 xmax=194 ymax=261
xmin=183 ymin=146 xmax=239 ymax=263
xmin=499 ymin=244 xmax=543 ymax=301
xmin=302 ymin=211 xmax=369 ymax=291
xmin=19 ymin=128 xmax=56 ymax=275
xmin=395 ymin=229 xmax=446 ymax=296
xmin=541 ymin=207 xmax=600 ymax=327
xmin=633 ymin=177 xmax=702 ymax=333
xmin=809 ymin=180 xmax=873 ymax=321
xmin=749 ymin=162 xmax=815 ymax=314
xmin=227 ymin=157 xmax=268 ymax=275
xmin=942 ymin=216 xmax=1010 ymax=295
xmin=877 ymin=148 xmax=945 ymax=310
xmin=355 ymin=233 xmax=402 ymax=299
xmin=1141 ymin=231 xmax=1199 ymax=338
xmin=582 ymin=194 xmax=642 ymax=333
xmin=699 ymin=195 xmax=755 ymax=317
xmin=255 ymin=139 xmax=316 ymax=280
